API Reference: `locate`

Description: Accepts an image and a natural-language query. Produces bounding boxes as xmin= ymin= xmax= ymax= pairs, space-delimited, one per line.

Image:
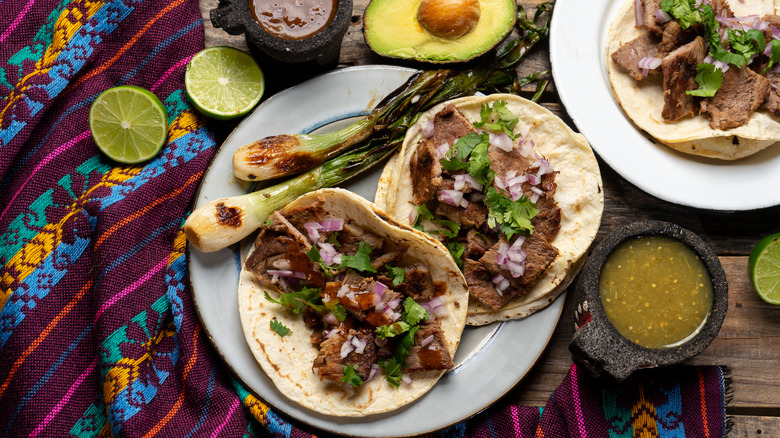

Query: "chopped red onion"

xmin=401 ymin=374 xmax=413 ymax=385
xmin=367 ymin=364 xmax=380 ymax=381
xmin=420 ymin=296 xmax=447 ymax=317
xmin=533 ymin=158 xmax=554 ymax=176
xmin=318 ymin=242 xmax=342 ymax=265
xmin=267 ymin=269 xmax=303 ymax=279
xmin=304 ymin=222 xmax=322 ymax=241
xmin=494 ymin=176 xmax=506 ymax=190
xmin=454 ymin=173 xmax=483 ymax=191
xmin=372 ymin=281 xmax=387 ymax=296
xmin=518 ymin=139 xmax=538 ymax=159
xmin=634 ymin=0 xmax=643 ymax=26
xmin=351 ymin=335 xmax=367 ymax=354
xmin=504 ymin=173 xmax=527 ymax=187
xmin=408 ymin=209 xmax=417 ymax=224
xmin=421 ymin=335 xmax=434 ymax=347
xmin=340 ymin=337 xmax=355 ymax=358
xmin=375 ymin=337 xmax=387 ymax=347
xmin=530 ymin=186 xmax=545 ymax=203
xmin=436 ymin=143 xmax=450 ymax=159
xmin=422 ymin=119 xmax=435 ymax=139
xmin=489 ymin=131 xmax=514 ymax=152
xmin=438 ymin=189 xmax=469 ymax=208
xmin=324 ymin=328 xmax=339 ymax=339
xmin=386 ymin=297 xmax=401 ymax=309
xmin=320 ymin=218 xmax=344 ymax=232
xmin=337 ymin=283 xmax=350 ymax=298
xmin=527 ymin=174 xmax=540 ymax=186
xmin=323 ymin=312 xmax=339 ymax=326
xmin=497 ymin=239 xmax=526 ymax=278
xmin=272 ymin=259 xmax=292 ymax=270
xmin=637 ymin=57 xmax=661 ymax=76
xmin=654 ymin=10 xmax=671 ymax=23
xmin=492 ymin=274 xmax=510 ymax=295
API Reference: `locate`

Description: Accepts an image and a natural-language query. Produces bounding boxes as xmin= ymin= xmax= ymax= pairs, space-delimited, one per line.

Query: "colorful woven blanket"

xmin=0 ymin=1 xmax=730 ymax=437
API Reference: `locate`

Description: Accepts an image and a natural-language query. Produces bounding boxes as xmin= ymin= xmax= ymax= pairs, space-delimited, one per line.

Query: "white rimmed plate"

xmin=550 ymin=0 xmax=780 ymax=211
xmin=188 ymin=65 xmax=563 ymax=437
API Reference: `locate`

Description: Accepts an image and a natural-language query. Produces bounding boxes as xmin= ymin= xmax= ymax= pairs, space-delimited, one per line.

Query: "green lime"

xmin=748 ymin=232 xmax=780 ymax=305
xmin=89 ymin=85 xmax=169 ymax=164
xmin=185 ymin=46 xmax=265 ymax=120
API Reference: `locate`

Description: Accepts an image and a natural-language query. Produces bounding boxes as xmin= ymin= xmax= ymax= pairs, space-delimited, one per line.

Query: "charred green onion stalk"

xmin=184 ymin=4 xmax=553 ymax=252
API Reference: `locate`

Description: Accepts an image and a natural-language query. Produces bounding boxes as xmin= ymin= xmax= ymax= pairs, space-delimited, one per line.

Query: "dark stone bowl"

xmin=210 ymin=0 xmax=353 ymax=65
xmin=569 ymin=220 xmax=728 ymax=381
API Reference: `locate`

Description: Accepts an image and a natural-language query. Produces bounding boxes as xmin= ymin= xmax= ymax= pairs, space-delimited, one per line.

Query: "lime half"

xmin=185 ymin=46 xmax=265 ymax=120
xmin=749 ymin=233 xmax=780 ymax=305
xmin=89 ymin=85 xmax=169 ymax=164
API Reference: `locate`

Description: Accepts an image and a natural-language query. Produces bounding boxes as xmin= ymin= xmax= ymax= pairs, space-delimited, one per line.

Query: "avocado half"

xmin=363 ymin=0 xmax=517 ymax=63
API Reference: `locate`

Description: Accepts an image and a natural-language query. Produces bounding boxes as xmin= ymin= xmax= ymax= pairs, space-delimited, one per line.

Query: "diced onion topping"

xmin=492 ymin=274 xmax=510 ymax=295
xmin=489 ymin=131 xmax=514 ymax=152
xmin=637 ymin=57 xmax=661 ymax=76
xmin=351 ymin=335 xmax=367 ymax=354
xmin=421 ymin=334 xmax=434 ymax=347
xmin=438 ymin=189 xmax=469 ymax=208
xmin=420 ymin=296 xmax=448 ymax=317
xmin=422 ymin=119 xmax=435 ymax=139
xmin=372 ymin=281 xmax=387 ymax=296
xmin=367 ymin=364 xmax=380 ymax=381
xmin=272 ymin=259 xmax=292 ymax=270
xmin=436 ymin=143 xmax=450 ymax=159
xmin=453 ymin=173 xmax=483 ymax=191
xmin=318 ymin=242 xmax=342 ymax=266
xmin=634 ymin=0 xmax=643 ymax=26
xmin=496 ymin=238 xmax=527 ymax=278
xmin=323 ymin=312 xmax=339 ymax=326
xmin=654 ymin=10 xmax=671 ymax=23
xmin=267 ymin=269 xmax=306 ymax=279
xmin=340 ymin=337 xmax=355 ymax=358
xmin=402 ymin=374 xmax=413 ymax=385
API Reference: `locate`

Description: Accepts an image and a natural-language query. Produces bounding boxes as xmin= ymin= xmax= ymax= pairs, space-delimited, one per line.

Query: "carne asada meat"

xmin=465 ymin=229 xmax=495 ymax=260
xmin=706 ymin=66 xmax=771 ymax=130
xmin=267 ymin=211 xmax=312 ymax=250
xmin=479 ymin=234 xmax=558 ymax=290
xmin=245 ymin=229 xmax=325 ymax=289
xmin=434 ymin=199 xmax=488 ymax=229
xmin=463 ymin=259 xmax=513 ymax=310
xmin=661 ymin=37 xmax=707 ymax=121
xmin=405 ymin=321 xmax=454 ymax=371
xmin=641 ymin=0 xmax=664 ymax=35
xmin=370 ymin=248 xmax=407 ymax=271
xmin=761 ymin=71 xmax=780 ymax=117
xmin=338 ymin=222 xmax=384 ymax=254
xmin=430 ymin=103 xmax=477 ymax=148
xmin=611 ymin=32 xmax=661 ymax=81
xmin=409 ymin=139 xmax=443 ymax=204
xmin=658 ymin=21 xmax=700 ymax=55
xmin=393 ymin=262 xmax=435 ymax=301
xmin=710 ymin=0 xmax=733 ymax=17
xmin=531 ymin=173 xmax=561 ymax=242
xmin=313 ymin=328 xmax=378 ymax=383
xmin=488 ymin=145 xmax=531 ymax=180
xmin=280 ymin=201 xmax=325 ymax=229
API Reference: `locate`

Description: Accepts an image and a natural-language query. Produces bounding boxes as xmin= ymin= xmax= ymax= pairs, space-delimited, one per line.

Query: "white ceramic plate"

xmin=550 ymin=0 xmax=780 ymax=211
xmin=188 ymin=65 xmax=564 ymax=437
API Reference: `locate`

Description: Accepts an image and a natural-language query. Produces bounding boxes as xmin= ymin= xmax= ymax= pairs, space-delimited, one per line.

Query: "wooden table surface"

xmin=200 ymin=0 xmax=780 ymax=435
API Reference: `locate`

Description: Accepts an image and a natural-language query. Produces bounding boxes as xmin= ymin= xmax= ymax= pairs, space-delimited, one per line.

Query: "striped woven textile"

xmin=0 ymin=1 xmax=729 ymax=437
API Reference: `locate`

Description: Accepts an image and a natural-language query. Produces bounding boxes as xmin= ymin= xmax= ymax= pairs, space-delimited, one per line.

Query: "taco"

xmin=238 ymin=188 xmax=469 ymax=417
xmin=375 ymin=94 xmax=603 ymax=326
xmin=607 ymin=0 xmax=780 ymax=159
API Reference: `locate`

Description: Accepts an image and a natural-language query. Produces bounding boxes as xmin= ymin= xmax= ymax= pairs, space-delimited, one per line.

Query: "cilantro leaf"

xmin=342 ymin=365 xmax=363 ymax=387
xmin=474 ymin=101 xmax=519 ymax=138
xmin=385 ymin=265 xmax=405 ymax=286
xmin=412 ymin=205 xmax=461 ymax=238
xmin=466 ymin=139 xmax=495 ymax=188
xmin=375 ymin=321 xmax=411 ymax=338
xmin=328 ymin=231 xmax=341 ymax=246
xmin=687 ymin=63 xmax=724 ymax=97
xmin=331 ymin=303 xmax=348 ymax=322
xmin=454 ymin=132 xmax=483 ymax=161
xmin=380 ymin=325 xmax=419 ymax=387
xmin=264 ymin=287 xmax=324 ymax=314
xmin=270 ymin=318 xmax=291 ymax=337
xmin=661 ymin=0 xmax=702 ymax=29
xmin=764 ymin=40 xmax=780 ymax=74
xmin=446 ymin=241 xmax=465 ymax=269
xmin=485 ymin=187 xmax=538 ymax=240
xmin=338 ymin=241 xmax=377 ymax=273
xmin=402 ymin=297 xmax=430 ymax=326
xmin=306 ymin=245 xmax=334 ymax=278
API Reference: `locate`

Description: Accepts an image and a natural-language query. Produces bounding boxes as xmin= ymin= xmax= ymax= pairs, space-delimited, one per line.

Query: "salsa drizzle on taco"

xmin=406 ymin=100 xmax=561 ymax=312
xmin=244 ymin=196 xmax=456 ymax=389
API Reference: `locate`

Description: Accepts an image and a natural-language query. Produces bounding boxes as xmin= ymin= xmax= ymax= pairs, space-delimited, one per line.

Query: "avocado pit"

xmin=417 ymin=0 xmax=481 ymax=38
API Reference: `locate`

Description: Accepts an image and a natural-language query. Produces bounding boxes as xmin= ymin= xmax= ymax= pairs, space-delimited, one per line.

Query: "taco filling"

xmin=245 ymin=198 xmax=455 ymax=388
xmin=611 ymin=0 xmax=780 ymax=130
xmin=405 ymin=101 xmax=560 ymax=311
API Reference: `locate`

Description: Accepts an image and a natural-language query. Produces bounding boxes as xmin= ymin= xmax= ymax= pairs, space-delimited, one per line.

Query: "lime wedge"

xmin=749 ymin=233 xmax=780 ymax=305
xmin=89 ymin=85 xmax=169 ymax=164
xmin=185 ymin=46 xmax=265 ymax=120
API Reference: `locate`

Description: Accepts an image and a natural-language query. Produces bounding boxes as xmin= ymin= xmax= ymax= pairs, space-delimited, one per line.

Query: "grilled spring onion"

xmin=184 ymin=5 xmax=553 ymax=253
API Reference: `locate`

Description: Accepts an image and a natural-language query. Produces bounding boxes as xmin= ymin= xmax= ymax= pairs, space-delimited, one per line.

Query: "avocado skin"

xmin=362 ymin=0 xmax=517 ymax=64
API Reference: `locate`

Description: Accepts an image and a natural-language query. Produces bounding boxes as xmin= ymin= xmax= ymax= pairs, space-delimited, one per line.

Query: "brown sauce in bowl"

xmin=250 ymin=0 xmax=338 ymax=40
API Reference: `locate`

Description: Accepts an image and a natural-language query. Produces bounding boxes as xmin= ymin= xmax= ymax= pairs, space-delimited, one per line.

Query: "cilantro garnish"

xmin=440 ymin=131 xmax=495 ymax=188
xmin=342 ymin=365 xmax=363 ymax=387
xmin=401 ymin=297 xmax=429 ymax=326
xmin=485 ymin=187 xmax=538 ymax=240
xmin=338 ymin=241 xmax=377 ymax=273
xmin=264 ymin=287 xmax=324 ymax=314
xmin=385 ymin=265 xmax=405 ymax=286
xmin=270 ymin=318 xmax=291 ymax=337
xmin=687 ymin=63 xmax=724 ymax=97
xmin=327 ymin=231 xmax=341 ymax=246
xmin=380 ymin=325 xmax=419 ymax=387
xmin=412 ymin=205 xmax=461 ymax=238
xmin=660 ymin=0 xmax=703 ymax=29
xmin=375 ymin=321 xmax=411 ymax=339
xmin=263 ymin=217 xmax=273 ymax=227
xmin=331 ymin=303 xmax=348 ymax=322
xmin=764 ymin=40 xmax=780 ymax=74
xmin=306 ymin=245 xmax=334 ymax=278
xmin=445 ymin=241 xmax=465 ymax=269
xmin=473 ymin=100 xmax=519 ymax=138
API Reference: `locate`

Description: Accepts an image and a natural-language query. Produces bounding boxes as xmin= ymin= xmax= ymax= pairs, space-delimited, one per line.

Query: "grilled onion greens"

xmin=184 ymin=4 xmax=552 ymax=253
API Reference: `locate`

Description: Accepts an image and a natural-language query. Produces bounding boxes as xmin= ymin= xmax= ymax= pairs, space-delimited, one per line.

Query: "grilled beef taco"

xmin=238 ymin=188 xmax=469 ymax=417
xmin=607 ymin=0 xmax=780 ymax=159
xmin=375 ymin=94 xmax=603 ymax=326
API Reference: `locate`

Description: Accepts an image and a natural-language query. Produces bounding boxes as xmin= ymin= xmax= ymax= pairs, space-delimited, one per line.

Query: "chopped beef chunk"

xmin=659 ymin=21 xmax=700 ymax=55
xmin=710 ymin=0 xmax=733 ymax=17
xmin=326 ymin=271 xmax=403 ymax=327
xmin=763 ymin=14 xmax=780 ymax=28
xmin=466 ymin=229 xmax=495 ymax=259
xmin=435 ymin=200 xmax=487 ymax=229
xmin=281 ymin=201 xmax=326 ymax=228
xmin=313 ymin=328 xmax=377 ymax=383
xmin=394 ymin=262 xmax=435 ymax=301
xmin=405 ymin=321 xmax=454 ymax=371
xmin=531 ymin=172 xmax=561 ymax=242
xmin=488 ymin=146 xmax=531 ymax=181
xmin=338 ymin=222 xmax=384 ymax=254
xmin=430 ymin=103 xmax=477 ymax=149
xmin=641 ymin=0 xmax=664 ymax=35
xmin=463 ymin=259 xmax=513 ymax=310
xmin=267 ymin=211 xmax=312 ymax=250
xmin=761 ymin=71 xmax=780 ymax=117
xmin=661 ymin=37 xmax=707 ymax=121
xmin=706 ymin=66 xmax=770 ymax=130
xmin=409 ymin=139 xmax=443 ymax=205
xmin=478 ymin=233 xmax=558 ymax=290
xmin=611 ymin=32 xmax=662 ymax=81
xmin=370 ymin=249 xmax=407 ymax=271
xmin=245 ymin=229 xmax=325 ymax=289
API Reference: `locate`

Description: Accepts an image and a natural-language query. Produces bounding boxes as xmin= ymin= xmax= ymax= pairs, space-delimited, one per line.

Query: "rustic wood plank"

xmin=730 ymin=416 xmax=780 ymax=437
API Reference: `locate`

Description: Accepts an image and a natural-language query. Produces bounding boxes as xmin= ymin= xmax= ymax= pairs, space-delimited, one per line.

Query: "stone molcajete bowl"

xmin=211 ymin=0 xmax=353 ymax=65
xmin=569 ymin=220 xmax=728 ymax=381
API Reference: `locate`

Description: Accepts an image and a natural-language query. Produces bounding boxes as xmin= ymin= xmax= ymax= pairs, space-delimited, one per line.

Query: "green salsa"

xmin=599 ymin=235 xmax=713 ymax=349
